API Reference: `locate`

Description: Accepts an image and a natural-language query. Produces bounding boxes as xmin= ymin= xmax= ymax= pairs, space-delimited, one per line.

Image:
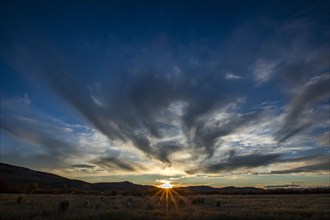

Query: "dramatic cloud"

xmin=0 ymin=114 xmax=80 ymax=168
xmin=277 ymin=73 xmax=330 ymax=143
xmin=270 ymin=162 xmax=329 ymax=174
xmin=93 ymin=157 xmax=141 ymax=172
xmin=1 ymin=0 xmax=329 ymax=186
xmin=2 ymin=31 xmax=266 ymax=166
xmin=202 ymin=151 xmax=282 ymax=173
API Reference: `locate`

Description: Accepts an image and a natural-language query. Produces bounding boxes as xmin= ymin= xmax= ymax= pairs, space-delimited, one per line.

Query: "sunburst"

xmin=160 ymin=181 xmax=173 ymax=189
xmin=152 ymin=180 xmax=188 ymax=217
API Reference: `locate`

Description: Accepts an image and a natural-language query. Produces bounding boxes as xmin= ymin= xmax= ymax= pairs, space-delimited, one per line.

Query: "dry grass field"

xmin=0 ymin=193 xmax=329 ymax=220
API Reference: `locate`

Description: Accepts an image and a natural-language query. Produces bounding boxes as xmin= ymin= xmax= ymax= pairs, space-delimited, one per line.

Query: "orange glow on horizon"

xmin=160 ymin=181 xmax=173 ymax=189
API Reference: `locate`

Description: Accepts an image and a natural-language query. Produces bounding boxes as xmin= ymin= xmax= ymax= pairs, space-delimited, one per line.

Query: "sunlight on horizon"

xmin=160 ymin=181 xmax=173 ymax=189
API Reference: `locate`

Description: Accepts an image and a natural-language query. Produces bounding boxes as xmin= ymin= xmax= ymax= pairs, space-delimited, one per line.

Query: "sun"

xmin=153 ymin=180 xmax=187 ymax=217
xmin=160 ymin=181 xmax=173 ymax=189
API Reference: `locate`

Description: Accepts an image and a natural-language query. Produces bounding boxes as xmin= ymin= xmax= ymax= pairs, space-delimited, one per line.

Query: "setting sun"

xmin=160 ymin=181 xmax=173 ymax=189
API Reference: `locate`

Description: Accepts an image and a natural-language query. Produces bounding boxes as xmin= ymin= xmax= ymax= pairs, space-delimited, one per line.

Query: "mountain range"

xmin=2 ymin=162 xmax=326 ymax=194
xmin=0 ymin=162 xmax=154 ymax=192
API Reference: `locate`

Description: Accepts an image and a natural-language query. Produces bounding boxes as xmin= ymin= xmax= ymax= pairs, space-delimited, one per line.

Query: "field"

xmin=1 ymin=193 xmax=329 ymax=220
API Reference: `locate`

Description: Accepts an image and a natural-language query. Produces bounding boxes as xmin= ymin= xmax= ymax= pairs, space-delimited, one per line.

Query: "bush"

xmin=95 ymin=204 xmax=101 ymax=210
xmin=16 ymin=196 xmax=23 ymax=204
xmin=145 ymin=202 xmax=155 ymax=210
xmin=83 ymin=201 xmax=89 ymax=208
xmin=124 ymin=197 xmax=134 ymax=208
xmin=58 ymin=200 xmax=69 ymax=212
xmin=191 ymin=197 xmax=205 ymax=205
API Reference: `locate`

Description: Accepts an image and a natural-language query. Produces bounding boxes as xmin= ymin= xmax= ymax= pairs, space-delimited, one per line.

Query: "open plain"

xmin=1 ymin=193 xmax=329 ymax=220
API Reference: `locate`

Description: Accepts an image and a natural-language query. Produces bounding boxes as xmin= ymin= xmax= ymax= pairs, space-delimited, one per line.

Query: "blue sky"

xmin=1 ymin=0 xmax=329 ymax=188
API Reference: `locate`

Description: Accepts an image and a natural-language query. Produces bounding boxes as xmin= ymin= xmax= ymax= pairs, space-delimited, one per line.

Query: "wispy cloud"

xmin=277 ymin=73 xmax=330 ymax=143
xmin=93 ymin=156 xmax=143 ymax=172
xmin=72 ymin=164 xmax=95 ymax=169
xmin=18 ymin=93 xmax=31 ymax=105
xmin=225 ymin=72 xmax=242 ymax=80
xmin=189 ymin=151 xmax=281 ymax=174
xmin=270 ymin=162 xmax=329 ymax=174
xmin=253 ymin=59 xmax=280 ymax=85
xmin=0 ymin=115 xmax=79 ymax=169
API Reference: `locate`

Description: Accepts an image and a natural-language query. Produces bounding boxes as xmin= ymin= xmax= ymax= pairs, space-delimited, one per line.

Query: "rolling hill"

xmin=4 ymin=162 xmax=319 ymax=194
xmin=0 ymin=162 xmax=154 ymax=192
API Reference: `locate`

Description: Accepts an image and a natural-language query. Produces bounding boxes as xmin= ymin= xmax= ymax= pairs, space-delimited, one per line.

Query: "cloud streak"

xmin=277 ymin=73 xmax=330 ymax=143
xmin=270 ymin=162 xmax=329 ymax=174
xmin=93 ymin=157 xmax=142 ymax=172
xmin=188 ymin=151 xmax=282 ymax=174
xmin=0 ymin=115 xmax=79 ymax=169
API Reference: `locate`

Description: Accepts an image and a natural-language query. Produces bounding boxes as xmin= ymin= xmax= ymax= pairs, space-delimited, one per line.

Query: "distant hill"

xmin=218 ymin=186 xmax=265 ymax=193
xmin=0 ymin=162 xmax=89 ymax=189
xmin=175 ymin=185 xmax=265 ymax=194
xmin=176 ymin=185 xmax=219 ymax=193
xmin=1 ymin=162 xmax=262 ymax=193
xmin=0 ymin=162 xmax=154 ymax=193
xmin=92 ymin=181 xmax=154 ymax=191
xmin=1 ymin=162 xmax=329 ymax=194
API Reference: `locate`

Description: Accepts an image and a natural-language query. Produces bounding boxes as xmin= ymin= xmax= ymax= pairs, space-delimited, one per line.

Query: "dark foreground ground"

xmin=1 ymin=193 xmax=329 ymax=220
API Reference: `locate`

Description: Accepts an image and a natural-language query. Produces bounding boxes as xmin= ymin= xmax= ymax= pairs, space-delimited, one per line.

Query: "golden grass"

xmin=0 ymin=193 xmax=329 ymax=219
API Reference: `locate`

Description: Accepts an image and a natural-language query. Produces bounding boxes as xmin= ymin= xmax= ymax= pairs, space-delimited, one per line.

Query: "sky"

xmin=0 ymin=0 xmax=329 ymax=188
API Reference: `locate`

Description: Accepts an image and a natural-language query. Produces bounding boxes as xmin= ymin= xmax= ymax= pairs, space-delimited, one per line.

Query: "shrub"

xmin=58 ymin=200 xmax=69 ymax=212
xmin=124 ymin=197 xmax=134 ymax=208
xmin=83 ymin=201 xmax=89 ymax=208
xmin=16 ymin=196 xmax=23 ymax=204
xmin=145 ymin=202 xmax=155 ymax=210
xmin=111 ymin=190 xmax=117 ymax=196
xmin=95 ymin=204 xmax=101 ymax=210
xmin=178 ymin=198 xmax=185 ymax=206
xmin=191 ymin=197 xmax=205 ymax=205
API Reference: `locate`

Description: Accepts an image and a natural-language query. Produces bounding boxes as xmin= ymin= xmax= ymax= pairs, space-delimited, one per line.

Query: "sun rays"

xmin=153 ymin=180 xmax=188 ymax=217
xmin=157 ymin=187 xmax=178 ymax=216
